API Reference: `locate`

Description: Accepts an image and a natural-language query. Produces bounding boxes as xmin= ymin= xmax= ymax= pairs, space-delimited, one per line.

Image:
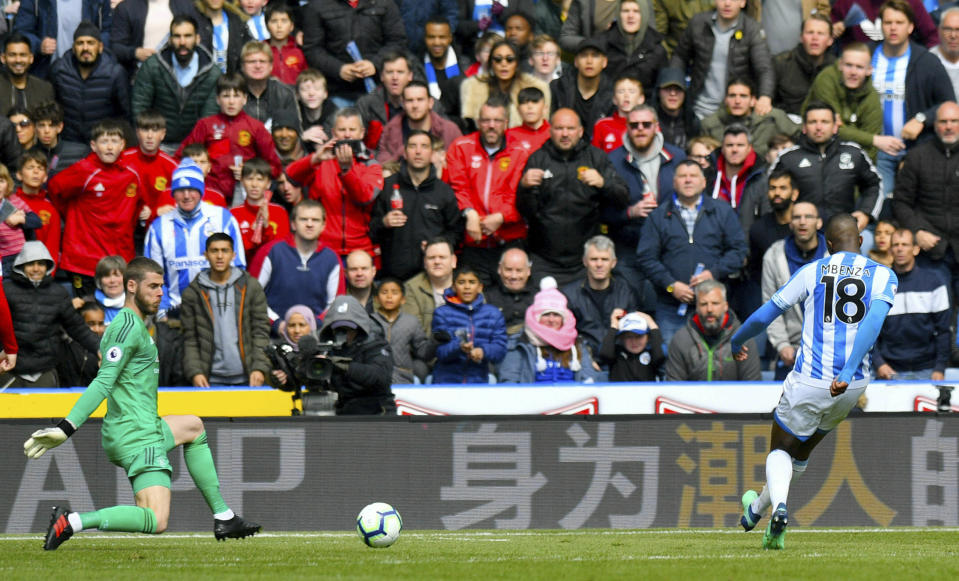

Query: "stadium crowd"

xmin=0 ymin=0 xmax=957 ymax=404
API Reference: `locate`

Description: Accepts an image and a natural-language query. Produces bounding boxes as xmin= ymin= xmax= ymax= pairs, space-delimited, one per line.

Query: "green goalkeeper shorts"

xmin=119 ymin=420 xmax=176 ymax=493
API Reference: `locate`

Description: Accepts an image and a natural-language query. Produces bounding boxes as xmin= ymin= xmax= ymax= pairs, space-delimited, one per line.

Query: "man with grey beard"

xmin=665 ymin=279 xmax=760 ymax=381
xmin=893 ymin=100 xmax=959 ymax=302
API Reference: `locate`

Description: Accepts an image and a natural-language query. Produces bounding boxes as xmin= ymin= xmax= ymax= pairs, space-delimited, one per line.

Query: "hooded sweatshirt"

xmin=318 ymin=295 xmax=395 ymax=415
xmin=4 ymin=241 xmax=99 ymax=378
xmin=196 ymin=268 xmax=246 ymax=384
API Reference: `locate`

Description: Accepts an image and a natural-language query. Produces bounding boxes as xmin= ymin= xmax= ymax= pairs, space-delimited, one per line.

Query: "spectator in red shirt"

xmin=285 ymin=107 xmax=383 ymax=261
xmin=266 ymin=4 xmax=306 ymax=86
xmin=177 ymin=73 xmax=283 ymax=200
xmin=230 ymin=157 xmax=290 ymax=262
xmin=506 ymin=86 xmax=550 ymax=153
xmin=121 ymin=111 xmax=178 ymax=225
xmin=48 ymin=119 xmax=145 ymax=297
xmin=14 ymin=150 xmax=60 ymax=267
xmin=446 ymin=95 xmax=531 ymax=284
xmin=592 ymin=75 xmax=646 ymax=154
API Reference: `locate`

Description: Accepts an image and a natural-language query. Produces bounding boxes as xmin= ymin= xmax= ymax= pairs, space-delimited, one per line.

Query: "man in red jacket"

xmin=446 ymin=95 xmax=530 ymax=284
xmin=285 ymin=107 xmax=383 ymax=261
xmin=176 ymin=73 xmax=283 ymax=200
xmin=48 ymin=119 xmax=145 ymax=297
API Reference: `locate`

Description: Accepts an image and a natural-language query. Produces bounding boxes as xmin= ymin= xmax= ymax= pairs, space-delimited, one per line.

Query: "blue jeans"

xmin=877 ymin=149 xmax=905 ymax=197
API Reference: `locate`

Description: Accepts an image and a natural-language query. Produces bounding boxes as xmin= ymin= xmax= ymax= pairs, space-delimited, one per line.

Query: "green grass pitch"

xmin=2 ymin=529 xmax=958 ymax=580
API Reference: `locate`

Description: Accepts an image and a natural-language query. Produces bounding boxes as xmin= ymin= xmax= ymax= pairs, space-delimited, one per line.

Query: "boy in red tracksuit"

xmin=230 ymin=158 xmax=290 ymax=262
xmin=592 ymin=76 xmax=645 ymax=154
xmin=177 ymin=73 xmax=283 ymax=201
xmin=285 ymin=108 xmax=383 ymax=260
xmin=267 ymin=4 xmax=306 ymax=86
xmin=120 ymin=111 xmax=178 ymax=225
xmin=14 ymin=151 xmax=61 ymax=266
xmin=48 ymin=119 xmax=144 ymax=296
xmin=506 ymin=87 xmax=550 ymax=153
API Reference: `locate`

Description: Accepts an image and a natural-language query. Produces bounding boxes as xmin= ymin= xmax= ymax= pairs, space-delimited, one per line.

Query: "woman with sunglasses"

xmin=460 ymin=39 xmax=551 ymax=131
xmin=8 ymin=105 xmax=36 ymax=150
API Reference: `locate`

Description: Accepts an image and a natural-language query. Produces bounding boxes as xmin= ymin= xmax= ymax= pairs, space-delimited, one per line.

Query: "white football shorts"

xmin=774 ymin=372 xmax=866 ymax=440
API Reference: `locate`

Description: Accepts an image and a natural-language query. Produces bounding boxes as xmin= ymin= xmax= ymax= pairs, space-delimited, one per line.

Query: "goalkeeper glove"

xmin=24 ymin=420 xmax=75 ymax=459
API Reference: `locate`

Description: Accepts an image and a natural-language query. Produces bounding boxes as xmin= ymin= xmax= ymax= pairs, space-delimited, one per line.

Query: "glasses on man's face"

xmin=627 ymin=121 xmax=655 ymax=130
xmin=491 ymin=55 xmax=517 ymax=64
xmin=533 ymin=51 xmax=558 ymax=58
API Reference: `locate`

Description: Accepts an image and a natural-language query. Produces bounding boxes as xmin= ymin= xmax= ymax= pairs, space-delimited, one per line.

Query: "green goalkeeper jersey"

xmin=66 ymin=307 xmax=164 ymax=462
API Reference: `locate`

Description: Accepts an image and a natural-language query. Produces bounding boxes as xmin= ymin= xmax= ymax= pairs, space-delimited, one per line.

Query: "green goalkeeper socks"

xmin=183 ymin=430 xmax=230 ymax=515
xmin=79 ymin=506 xmax=157 ymax=533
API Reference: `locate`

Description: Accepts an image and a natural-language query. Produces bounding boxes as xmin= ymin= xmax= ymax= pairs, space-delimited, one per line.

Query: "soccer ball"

xmin=355 ymin=502 xmax=403 ymax=548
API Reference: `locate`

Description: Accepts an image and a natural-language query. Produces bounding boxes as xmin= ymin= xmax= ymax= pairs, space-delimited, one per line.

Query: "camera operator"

xmin=267 ymin=296 xmax=395 ymax=415
xmin=317 ymin=296 xmax=395 ymax=415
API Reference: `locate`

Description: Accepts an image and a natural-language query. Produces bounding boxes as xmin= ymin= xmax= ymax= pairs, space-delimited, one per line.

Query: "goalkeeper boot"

xmin=214 ymin=515 xmax=261 ymax=541
xmin=44 ymin=506 xmax=74 ymax=551
xmin=740 ymin=490 xmax=762 ymax=532
xmin=762 ymin=503 xmax=788 ymax=550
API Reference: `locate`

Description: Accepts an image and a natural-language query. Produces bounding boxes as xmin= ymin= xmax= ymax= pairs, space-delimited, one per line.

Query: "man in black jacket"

xmin=771 ymin=14 xmax=835 ymax=117
xmin=318 ymin=295 xmax=395 ymax=415
xmin=770 ymin=101 xmax=882 ymax=231
xmin=484 ymin=247 xmax=535 ymax=344
xmin=561 ymin=235 xmax=640 ymax=357
xmin=549 ymin=38 xmax=613 ymax=141
xmin=370 ymin=130 xmax=463 ymax=281
xmin=131 ymin=15 xmax=221 ymax=148
xmin=517 ymin=107 xmax=629 ymax=286
xmin=49 ymin=21 xmax=129 ymax=143
xmin=893 ymin=100 xmax=959 ymax=299
xmin=669 ymin=0 xmax=774 ymax=120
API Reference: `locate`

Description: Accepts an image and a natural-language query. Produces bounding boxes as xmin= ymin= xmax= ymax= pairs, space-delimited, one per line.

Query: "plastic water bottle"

xmin=390 ymin=185 xmax=403 ymax=211
xmin=677 ymin=262 xmax=705 ymax=316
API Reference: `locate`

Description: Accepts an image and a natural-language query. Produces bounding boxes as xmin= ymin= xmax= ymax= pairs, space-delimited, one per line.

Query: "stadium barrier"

xmin=1 ymin=381 xmax=956 ymax=418
xmin=3 ymin=414 xmax=957 ymax=533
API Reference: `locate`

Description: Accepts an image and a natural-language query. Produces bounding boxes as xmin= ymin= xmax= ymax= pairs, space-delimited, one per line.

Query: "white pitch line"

xmin=2 ymin=527 xmax=958 ymax=542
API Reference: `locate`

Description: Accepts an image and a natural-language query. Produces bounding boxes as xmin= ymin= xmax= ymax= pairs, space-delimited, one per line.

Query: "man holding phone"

xmin=285 ymin=107 xmax=384 ymax=262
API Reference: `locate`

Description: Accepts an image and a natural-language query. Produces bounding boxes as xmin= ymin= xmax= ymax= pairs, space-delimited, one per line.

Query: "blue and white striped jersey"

xmin=872 ymin=45 xmax=910 ymax=138
xmin=772 ymin=251 xmax=898 ymax=387
xmin=144 ymin=203 xmax=246 ymax=311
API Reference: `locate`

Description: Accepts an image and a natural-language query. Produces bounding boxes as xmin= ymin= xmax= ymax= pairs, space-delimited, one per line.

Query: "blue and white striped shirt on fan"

xmin=872 ymin=44 xmax=910 ymax=138
xmin=144 ymin=204 xmax=246 ymax=313
xmin=772 ymin=252 xmax=897 ymax=388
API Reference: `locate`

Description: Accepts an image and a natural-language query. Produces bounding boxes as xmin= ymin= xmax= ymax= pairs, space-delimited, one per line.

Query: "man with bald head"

xmin=732 ymin=212 xmax=897 ymax=550
xmin=517 ymin=108 xmax=629 ymax=286
xmin=344 ymin=249 xmax=376 ymax=313
xmin=484 ymin=247 xmax=536 ymax=345
xmin=893 ymin=101 xmax=959 ymax=300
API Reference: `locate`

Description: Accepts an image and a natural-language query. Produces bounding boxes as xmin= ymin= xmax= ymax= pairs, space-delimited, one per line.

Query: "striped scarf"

xmin=424 ymin=48 xmax=461 ymax=100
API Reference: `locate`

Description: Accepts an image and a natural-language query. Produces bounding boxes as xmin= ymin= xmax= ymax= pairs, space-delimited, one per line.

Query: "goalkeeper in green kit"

xmin=23 ymin=257 xmax=260 ymax=550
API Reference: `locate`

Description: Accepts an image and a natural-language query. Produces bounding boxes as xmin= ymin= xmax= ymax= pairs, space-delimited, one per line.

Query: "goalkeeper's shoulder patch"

xmin=105 ymin=346 xmax=124 ymax=363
